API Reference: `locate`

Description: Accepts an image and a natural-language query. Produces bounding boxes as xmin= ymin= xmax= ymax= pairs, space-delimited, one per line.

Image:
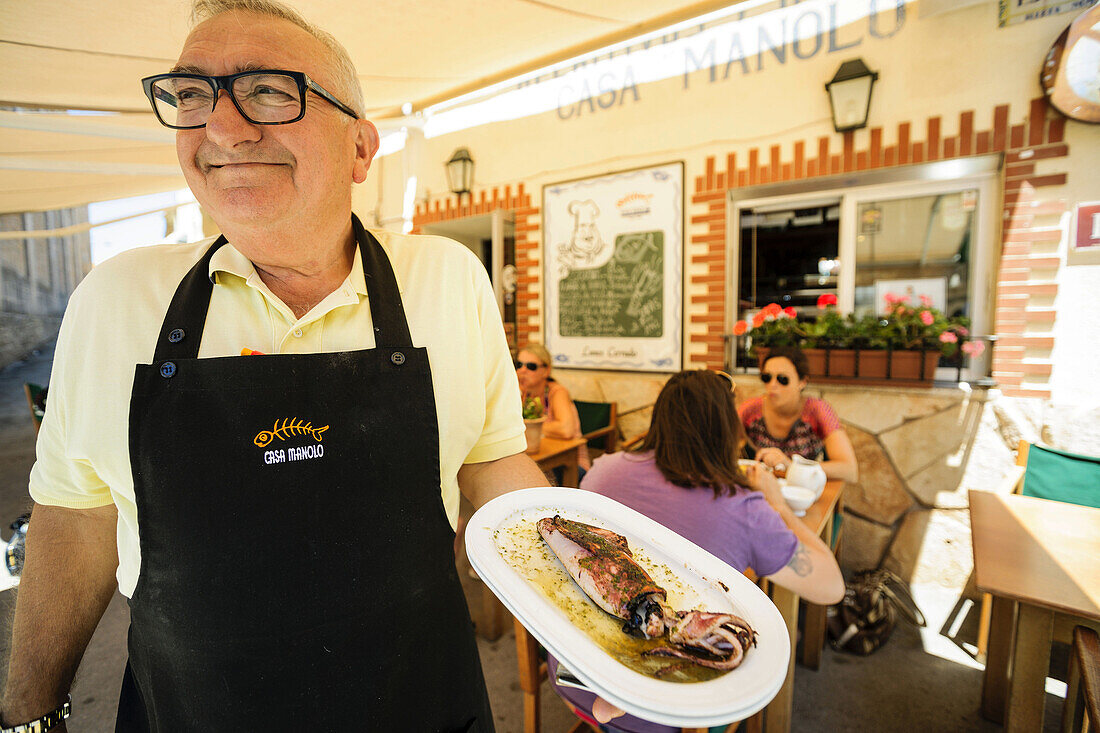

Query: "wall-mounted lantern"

xmin=825 ymin=58 xmax=879 ymax=133
xmin=446 ymin=147 xmax=474 ymax=196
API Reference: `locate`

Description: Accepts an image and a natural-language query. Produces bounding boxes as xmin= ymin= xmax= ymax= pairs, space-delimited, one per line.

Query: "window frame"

xmin=726 ymin=154 xmax=1003 ymax=381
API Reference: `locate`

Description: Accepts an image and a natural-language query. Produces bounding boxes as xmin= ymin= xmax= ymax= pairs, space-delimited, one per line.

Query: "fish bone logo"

xmin=254 ymin=417 xmax=329 ymax=447
xmin=255 ymin=417 xmax=330 ymax=465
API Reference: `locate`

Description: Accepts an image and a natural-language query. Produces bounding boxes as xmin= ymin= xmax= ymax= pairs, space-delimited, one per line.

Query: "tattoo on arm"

xmin=786 ymin=543 xmax=813 ymax=577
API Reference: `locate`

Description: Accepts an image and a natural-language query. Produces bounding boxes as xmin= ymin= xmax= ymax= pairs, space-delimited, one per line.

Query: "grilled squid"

xmin=537 ymin=516 xmax=756 ymax=670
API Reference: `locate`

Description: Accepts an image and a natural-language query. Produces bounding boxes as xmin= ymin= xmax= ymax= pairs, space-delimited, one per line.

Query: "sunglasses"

xmin=760 ymin=373 xmax=791 ymax=386
xmin=715 ymin=370 xmax=736 ymax=392
xmin=515 ymin=360 xmax=544 ymax=371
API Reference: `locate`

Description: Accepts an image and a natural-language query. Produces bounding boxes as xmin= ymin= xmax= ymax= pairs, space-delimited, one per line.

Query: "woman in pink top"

xmin=738 ymin=345 xmax=858 ymax=483
xmin=548 ymin=370 xmax=844 ymax=733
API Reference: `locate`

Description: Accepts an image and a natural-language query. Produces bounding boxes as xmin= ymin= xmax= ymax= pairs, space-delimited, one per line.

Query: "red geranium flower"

xmin=752 ymin=311 xmax=766 ymax=328
xmin=763 ymin=302 xmax=783 ymax=316
xmin=733 ymin=320 xmax=748 ymax=336
xmin=816 ymin=293 xmax=838 ymax=309
xmin=783 ymin=306 xmax=798 ymax=318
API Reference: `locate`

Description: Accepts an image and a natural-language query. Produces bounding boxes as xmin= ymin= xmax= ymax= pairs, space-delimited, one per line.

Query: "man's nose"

xmin=204 ymin=89 xmax=261 ymax=145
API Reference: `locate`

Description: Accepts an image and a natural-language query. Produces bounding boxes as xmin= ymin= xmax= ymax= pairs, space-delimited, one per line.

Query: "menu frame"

xmin=542 ymin=161 xmax=684 ymax=372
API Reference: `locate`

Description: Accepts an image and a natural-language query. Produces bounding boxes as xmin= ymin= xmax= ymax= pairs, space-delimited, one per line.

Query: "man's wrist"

xmin=0 ymin=696 xmax=71 ymax=732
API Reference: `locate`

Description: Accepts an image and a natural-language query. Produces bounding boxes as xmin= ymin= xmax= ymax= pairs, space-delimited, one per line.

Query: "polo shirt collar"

xmin=207 ymin=240 xmax=371 ymax=298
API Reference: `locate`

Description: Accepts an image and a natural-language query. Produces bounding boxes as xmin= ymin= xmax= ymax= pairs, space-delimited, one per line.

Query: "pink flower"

xmin=961 ymin=341 xmax=985 ymax=356
xmin=920 ymin=310 xmax=934 ymax=326
xmin=884 ymin=292 xmax=899 ymax=305
xmin=920 ymin=295 xmax=933 ymax=307
xmin=817 ymin=293 xmax=838 ymax=309
xmin=957 ymin=326 xmax=969 ymax=337
xmin=783 ymin=306 xmax=798 ymax=319
xmin=939 ymin=332 xmax=958 ymax=344
xmin=733 ymin=320 xmax=748 ymax=336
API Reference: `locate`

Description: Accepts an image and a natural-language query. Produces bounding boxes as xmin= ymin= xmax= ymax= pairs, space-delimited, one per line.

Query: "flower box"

xmin=756 ymin=347 xmax=940 ymax=387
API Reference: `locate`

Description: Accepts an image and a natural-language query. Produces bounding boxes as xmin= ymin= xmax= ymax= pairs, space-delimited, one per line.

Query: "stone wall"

xmin=0 ymin=312 xmax=61 ymax=369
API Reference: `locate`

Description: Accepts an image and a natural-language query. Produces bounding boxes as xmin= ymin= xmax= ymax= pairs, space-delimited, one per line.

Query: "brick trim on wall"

xmin=413 ymin=184 xmax=539 ymax=348
xmin=413 ymin=99 xmax=1068 ymax=397
xmin=691 ymin=97 xmax=1068 ymax=399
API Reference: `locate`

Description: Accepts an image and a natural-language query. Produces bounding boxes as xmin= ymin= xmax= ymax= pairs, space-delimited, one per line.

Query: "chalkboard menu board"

xmin=559 ymin=231 xmax=664 ymax=338
xmin=544 ymin=163 xmax=682 ymax=372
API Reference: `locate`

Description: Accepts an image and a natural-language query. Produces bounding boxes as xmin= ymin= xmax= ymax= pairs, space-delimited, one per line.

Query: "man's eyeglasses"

xmin=760 ymin=373 xmax=790 ymax=386
xmin=141 ymin=69 xmax=359 ymax=129
xmin=515 ymin=361 xmax=543 ymax=371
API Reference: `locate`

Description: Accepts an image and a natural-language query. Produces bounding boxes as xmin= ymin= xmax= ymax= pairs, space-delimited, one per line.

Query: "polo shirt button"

xmin=160 ymin=362 xmax=177 ymax=378
xmin=391 ymin=352 xmax=405 ymax=365
xmin=293 ymin=329 xmax=303 ymax=338
xmin=168 ymin=328 xmax=185 ymax=343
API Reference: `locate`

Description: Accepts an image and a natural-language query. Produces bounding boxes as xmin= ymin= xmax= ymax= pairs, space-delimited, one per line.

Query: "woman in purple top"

xmin=549 ymin=370 xmax=845 ymax=733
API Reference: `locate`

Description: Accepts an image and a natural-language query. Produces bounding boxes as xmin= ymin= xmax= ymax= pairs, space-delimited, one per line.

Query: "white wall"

xmin=360 ymin=1 xmax=1100 ymax=403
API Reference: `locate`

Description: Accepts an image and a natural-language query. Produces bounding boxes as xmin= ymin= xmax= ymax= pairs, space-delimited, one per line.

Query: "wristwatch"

xmin=0 ymin=697 xmax=71 ymax=733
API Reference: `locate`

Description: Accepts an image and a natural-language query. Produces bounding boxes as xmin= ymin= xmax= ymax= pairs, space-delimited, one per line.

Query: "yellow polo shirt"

xmin=29 ymin=226 xmax=526 ymax=598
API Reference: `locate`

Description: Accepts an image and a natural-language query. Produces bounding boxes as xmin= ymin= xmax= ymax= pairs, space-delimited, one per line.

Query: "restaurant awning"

xmin=1 ymin=0 xmax=747 ymax=215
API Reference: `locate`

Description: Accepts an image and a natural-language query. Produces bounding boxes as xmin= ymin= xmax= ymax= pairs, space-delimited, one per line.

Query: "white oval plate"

xmin=466 ymin=487 xmax=789 ymax=727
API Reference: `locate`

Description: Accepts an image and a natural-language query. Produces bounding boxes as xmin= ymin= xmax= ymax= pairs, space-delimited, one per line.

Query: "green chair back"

xmin=575 ymin=400 xmax=611 ymax=435
xmin=1021 ymin=443 xmax=1100 ymax=510
xmin=574 ymin=400 xmax=616 ymax=451
xmin=24 ymin=382 xmax=46 ymax=425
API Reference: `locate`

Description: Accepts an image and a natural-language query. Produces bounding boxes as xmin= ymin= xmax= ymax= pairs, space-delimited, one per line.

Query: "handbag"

xmin=826 ymin=568 xmax=926 ymax=655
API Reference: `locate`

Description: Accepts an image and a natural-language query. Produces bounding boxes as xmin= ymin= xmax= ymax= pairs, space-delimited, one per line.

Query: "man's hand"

xmin=1 ymin=503 xmax=118 ymax=726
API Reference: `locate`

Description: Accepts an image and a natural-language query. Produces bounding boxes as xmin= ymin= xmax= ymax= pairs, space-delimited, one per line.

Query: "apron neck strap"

xmin=152 ymin=215 xmax=412 ymax=362
xmin=353 ymin=214 xmax=413 ymax=348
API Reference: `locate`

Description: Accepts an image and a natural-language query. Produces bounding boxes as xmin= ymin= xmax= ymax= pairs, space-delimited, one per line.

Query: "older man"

xmin=0 ymin=1 xmax=545 ymax=730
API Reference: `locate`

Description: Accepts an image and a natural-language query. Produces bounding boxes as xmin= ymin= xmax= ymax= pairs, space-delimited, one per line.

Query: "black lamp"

xmin=446 ymin=147 xmax=474 ymax=196
xmin=825 ymin=58 xmax=878 ymax=133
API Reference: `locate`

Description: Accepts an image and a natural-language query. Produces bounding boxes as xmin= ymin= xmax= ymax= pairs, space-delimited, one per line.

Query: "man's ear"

xmin=352 ymin=119 xmax=380 ymax=184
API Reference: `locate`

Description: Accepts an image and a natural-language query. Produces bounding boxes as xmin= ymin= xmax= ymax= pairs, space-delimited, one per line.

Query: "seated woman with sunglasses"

xmin=515 ymin=343 xmax=591 ymax=473
xmin=547 ymin=370 xmax=844 ymax=733
xmin=738 ymin=345 xmax=858 ymax=483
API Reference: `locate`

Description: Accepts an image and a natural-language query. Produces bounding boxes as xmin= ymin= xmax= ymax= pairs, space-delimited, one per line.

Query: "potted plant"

xmin=733 ymin=293 xmax=986 ymax=386
xmin=522 ymin=395 xmax=546 ymax=454
xmin=733 ymin=302 xmax=802 ymax=368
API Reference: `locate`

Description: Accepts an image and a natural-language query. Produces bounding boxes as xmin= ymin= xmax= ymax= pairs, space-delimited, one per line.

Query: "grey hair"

xmin=190 ymin=0 xmax=365 ymax=117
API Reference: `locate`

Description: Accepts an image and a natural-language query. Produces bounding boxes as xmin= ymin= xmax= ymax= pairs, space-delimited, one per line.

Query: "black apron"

xmin=116 ymin=216 xmax=493 ymax=732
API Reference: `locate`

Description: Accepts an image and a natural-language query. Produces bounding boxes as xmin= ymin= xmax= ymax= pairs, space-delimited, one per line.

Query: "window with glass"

xmin=728 ymin=156 xmax=1000 ymax=381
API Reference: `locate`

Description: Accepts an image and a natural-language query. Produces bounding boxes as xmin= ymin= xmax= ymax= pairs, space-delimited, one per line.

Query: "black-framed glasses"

xmin=515 ymin=360 xmax=543 ymax=371
xmin=141 ymin=69 xmax=359 ymax=129
xmin=760 ymin=372 xmax=790 ymax=386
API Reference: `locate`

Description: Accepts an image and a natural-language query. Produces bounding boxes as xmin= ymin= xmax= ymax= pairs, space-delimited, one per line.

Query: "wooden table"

xmin=530 ymin=436 xmax=586 ymax=488
xmin=970 ymin=490 xmax=1100 ymax=731
xmin=764 ymin=479 xmax=845 ymax=733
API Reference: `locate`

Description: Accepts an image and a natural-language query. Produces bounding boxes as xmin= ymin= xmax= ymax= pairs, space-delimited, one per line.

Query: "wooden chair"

xmin=574 ymin=400 xmax=618 ymax=456
xmin=23 ymin=382 xmax=46 ymax=434
xmin=514 ymin=615 xmax=758 ymax=733
xmin=976 ymin=441 xmax=1100 ymax=659
xmin=1063 ymin=626 xmax=1100 ymax=733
